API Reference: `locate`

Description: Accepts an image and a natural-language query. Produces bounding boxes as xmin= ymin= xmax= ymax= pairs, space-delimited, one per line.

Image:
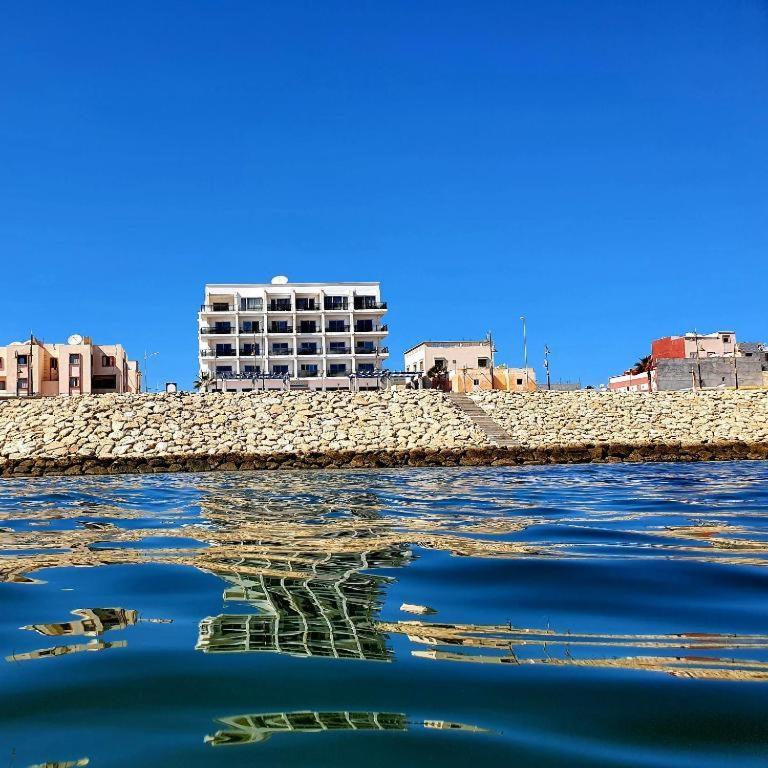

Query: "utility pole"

xmin=28 ymin=333 xmax=34 ymax=397
xmin=544 ymin=345 xmax=551 ymax=390
xmin=693 ymin=330 xmax=703 ymax=389
xmin=520 ymin=316 xmax=529 ymax=389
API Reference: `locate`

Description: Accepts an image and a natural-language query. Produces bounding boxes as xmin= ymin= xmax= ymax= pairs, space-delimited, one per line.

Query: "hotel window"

xmin=69 ymin=354 xmax=80 ymax=364
xmin=296 ymin=298 xmax=316 ymax=311
xmin=212 ymin=302 xmax=230 ymax=311
xmin=215 ymin=366 xmax=232 ymax=375
xmin=215 ymin=344 xmax=235 ymax=356
xmin=327 ymin=320 xmax=347 ymax=332
xmin=17 ymin=355 xmax=28 ymax=365
xmin=300 ymin=364 xmax=318 ymax=376
xmin=272 ymin=364 xmax=289 ymax=375
xmin=244 ymin=365 xmax=261 ymax=374
xmin=18 ymin=378 xmax=28 ymax=389
xmin=240 ymin=297 xmax=263 ymax=311
xmin=241 ymin=343 xmax=259 ymax=356
xmin=102 ymin=355 xmax=116 ymax=367
xmin=272 ymin=343 xmax=289 ymax=355
xmin=300 ymin=321 xmax=317 ymax=333
xmin=50 ymin=359 xmax=58 ymax=370
xmin=329 ymin=363 xmax=347 ymax=376
xmin=358 ymin=363 xmax=375 ymax=373
xmin=69 ymin=377 xmax=79 ymax=388
xmin=355 ymin=320 xmax=374 ymax=332
xmin=269 ymin=298 xmax=292 ymax=311
xmin=324 ymin=296 xmax=348 ymax=311
xmin=478 ymin=358 xmax=489 ymax=367
xmin=329 ymin=341 xmax=347 ymax=354
xmin=241 ymin=321 xmax=259 ymax=333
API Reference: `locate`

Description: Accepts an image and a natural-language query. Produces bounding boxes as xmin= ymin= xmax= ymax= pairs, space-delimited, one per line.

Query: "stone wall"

xmin=0 ymin=390 xmax=487 ymax=475
xmin=468 ymin=389 xmax=768 ymax=447
xmin=1 ymin=389 xmax=767 ymax=478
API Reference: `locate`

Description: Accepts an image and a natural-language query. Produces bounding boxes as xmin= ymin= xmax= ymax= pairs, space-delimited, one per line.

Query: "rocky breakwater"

xmin=469 ymin=389 xmax=768 ymax=463
xmin=0 ymin=390 xmax=491 ymax=477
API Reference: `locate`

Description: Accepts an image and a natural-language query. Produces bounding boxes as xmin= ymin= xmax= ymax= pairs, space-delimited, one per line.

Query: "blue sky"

xmin=2 ymin=1 xmax=766 ymax=389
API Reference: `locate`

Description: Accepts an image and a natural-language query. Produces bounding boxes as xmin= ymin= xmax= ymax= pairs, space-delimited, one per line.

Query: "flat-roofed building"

xmin=404 ymin=340 xmax=535 ymax=392
xmin=0 ymin=336 xmax=140 ymax=398
xmin=198 ymin=277 xmax=388 ymax=391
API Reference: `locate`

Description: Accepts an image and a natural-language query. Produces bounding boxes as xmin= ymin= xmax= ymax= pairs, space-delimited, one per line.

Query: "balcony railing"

xmin=355 ymin=346 xmax=389 ymax=355
xmin=299 ymin=370 xmax=319 ymax=377
xmin=269 ymin=326 xmax=293 ymax=334
xmin=200 ymin=304 xmax=234 ymax=312
xmin=200 ymin=327 xmax=235 ymax=335
xmin=325 ymin=325 xmax=350 ymax=333
xmin=354 ymin=301 xmax=387 ymax=310
xmin=297 ymin=348 xmax=320 ymax=355
xmin=327 ymin=370 xmax=349 ymax=377
xmin=327 ymin=347 xmax=351 ymax=355
xmin=270 ymin=348 xmax=293 ymax=356
xmin=268 ymin=302 xmax=292 ymax=312
xmin=239 ymin=327 xmax=261 ymax=334
xmin=298 ymin=326 xmax=319 ymax=334
xmin=295 ymin=302 xmax=318 ymax=311
xmin=354 ymin=324 xmax=388 ymax=333
xmin=240 ymin=348 xmax=260 ymax=356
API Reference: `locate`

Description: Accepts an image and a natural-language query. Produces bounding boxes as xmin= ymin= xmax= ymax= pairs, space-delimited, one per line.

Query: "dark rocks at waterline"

xmin=3 ymin=442 xmax=768 ymax=478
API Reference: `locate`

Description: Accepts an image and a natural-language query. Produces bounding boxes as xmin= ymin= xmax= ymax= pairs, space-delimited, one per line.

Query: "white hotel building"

xmin=198 ymin=277 xmax=388 ymax=391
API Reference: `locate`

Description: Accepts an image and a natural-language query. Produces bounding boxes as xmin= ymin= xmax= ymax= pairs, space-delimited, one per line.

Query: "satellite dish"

xmin=67 ymin=334 xmax=83 ymax=345
xmin=271 ymin=275 xmax=289 ymax=285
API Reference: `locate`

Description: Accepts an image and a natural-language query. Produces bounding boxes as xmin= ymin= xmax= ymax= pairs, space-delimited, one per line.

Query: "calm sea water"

xmin=1 ymin=462 xmax=768 ymax=767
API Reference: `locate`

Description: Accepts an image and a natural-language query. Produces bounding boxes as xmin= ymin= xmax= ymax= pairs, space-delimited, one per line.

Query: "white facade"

xmin=198 ymin=277 xmax=388 ymax=391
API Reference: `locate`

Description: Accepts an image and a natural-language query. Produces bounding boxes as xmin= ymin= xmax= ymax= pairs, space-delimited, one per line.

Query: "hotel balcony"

xmin=200 ymin=326 xmax=235 ymax=335
xmin=239 ymin=326 xmax=262 ymax=334
xmin=353 ymin=300 xmax=387 ymax=311
xmin=270 ymin=348 xmax=293 ymax=356
xmin=325 ymin=325 xmax=350 ymax=333
xmin=354 ymin=323 xmax=388 ymax=333
xmin=298 ymin=369 xmax=320 ymax=377
xmin=268 ymin=325 xmax=293 ymax=334
xmin=200 ymin=304 xmax=235 ymax=313
xmin=295 ymin=300 xmax=318 ymax=312
xmin=297 ymin=348 xmax=320 ymax=356
xmin=201 ymin=349 xmax=237 ymax=358
xmin=355 ymin=346 xmax=389 ymax=356
xmin=327 ymin=347 xmax=351 ymax=355
xmin=268 ymin=301 xmax=292 ymax=312
xmin=240 ymin=347 xmax=260 ymax=356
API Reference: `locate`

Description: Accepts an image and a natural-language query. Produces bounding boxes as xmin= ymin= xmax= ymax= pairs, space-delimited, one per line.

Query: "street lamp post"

xmin=143 ymin=351 xmax=159 ymax=393
xmin=520 ymin=316 xmax=529 ymax=389
xmin=544 ymin=345 xmax=551 ymax=391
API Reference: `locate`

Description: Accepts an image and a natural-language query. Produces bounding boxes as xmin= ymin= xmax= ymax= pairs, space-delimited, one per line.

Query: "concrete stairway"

xmin=445 ymin=393 xmax=517 ymax=448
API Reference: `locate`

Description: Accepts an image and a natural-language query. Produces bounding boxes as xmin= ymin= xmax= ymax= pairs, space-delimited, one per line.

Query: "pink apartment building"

xmin=0 ymin=336 xmax=141 ymax=398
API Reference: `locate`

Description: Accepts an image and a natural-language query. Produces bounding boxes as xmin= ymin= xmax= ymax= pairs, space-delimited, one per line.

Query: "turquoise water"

xmin=1 ymin=462 xmax=768 ymax=767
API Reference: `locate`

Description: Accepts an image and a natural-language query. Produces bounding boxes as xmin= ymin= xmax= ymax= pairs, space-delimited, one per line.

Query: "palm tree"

xmin=193 ymin=371 xmax=211 ymax=392
xmin=631 ymin=355 xmax=653 ymax=374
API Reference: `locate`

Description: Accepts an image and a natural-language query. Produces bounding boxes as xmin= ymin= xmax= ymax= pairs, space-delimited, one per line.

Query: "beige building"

xmin=404 ymin=340 xmax=536 ymax=392
xmin=0 ymin=336 xmax=140 ymax=398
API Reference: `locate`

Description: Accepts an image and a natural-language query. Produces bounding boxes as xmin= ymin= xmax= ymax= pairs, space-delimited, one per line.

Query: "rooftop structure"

xmin=198 ymin=277 xmax=388 ymax=391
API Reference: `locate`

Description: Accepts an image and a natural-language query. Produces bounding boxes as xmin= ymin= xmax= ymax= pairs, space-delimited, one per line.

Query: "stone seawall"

xmin=1 ymin=389 xmax=767 ymax=478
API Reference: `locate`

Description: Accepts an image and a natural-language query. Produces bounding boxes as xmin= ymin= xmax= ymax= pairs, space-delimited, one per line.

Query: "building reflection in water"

xmin=197 ymin=547 xmax=409 ymax=661
xmin=205 ymin=710 xmax=489 ymax=746
xmin=6 ymin=608 xmax=169 ymax=664
xmin=27 ymin=759 xmax=89 ymax=768
xmin=382 ymin=620 xmax=768 ymax=682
